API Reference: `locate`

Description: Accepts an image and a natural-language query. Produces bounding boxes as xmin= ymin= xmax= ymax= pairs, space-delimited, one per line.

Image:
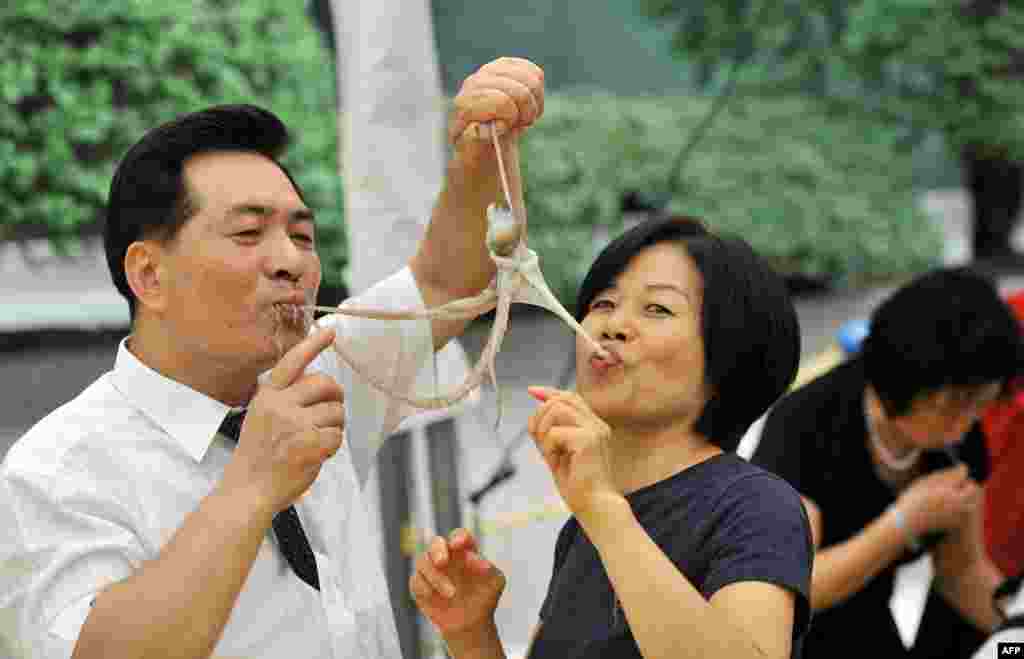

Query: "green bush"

xmin=0 ymin=0 xmax=347 ymax=287
xmin=520 ymin=93 xmax=944 ymax=305
xmin=0 ymin=2 xmax=942 ymax=302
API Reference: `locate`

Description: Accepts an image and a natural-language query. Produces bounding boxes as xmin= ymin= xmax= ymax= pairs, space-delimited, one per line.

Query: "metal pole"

xmin=377 ymin=430 xmax=421 ymax=659
xmin=426 ymin=418 xmax=462 ymax=537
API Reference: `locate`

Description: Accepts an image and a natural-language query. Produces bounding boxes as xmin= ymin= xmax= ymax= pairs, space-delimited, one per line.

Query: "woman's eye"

xmin=648 ymin=304 xmax=672 ymax=315
xmin=591 ymin=299 xmax=613 ymax=310
xmin=292 ymin=234 xmax=314 ymax=245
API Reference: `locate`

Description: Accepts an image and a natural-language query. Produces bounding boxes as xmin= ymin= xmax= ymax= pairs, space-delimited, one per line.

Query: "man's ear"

xmin=124 ymin=240 xmax=169 ymax=313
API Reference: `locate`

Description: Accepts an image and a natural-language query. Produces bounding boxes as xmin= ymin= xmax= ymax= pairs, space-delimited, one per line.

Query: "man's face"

xmin=156 ymin=151 xmax=321 ymax=373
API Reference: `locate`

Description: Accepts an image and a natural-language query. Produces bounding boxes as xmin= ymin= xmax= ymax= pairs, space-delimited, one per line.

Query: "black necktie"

xmin=219 ymin=410 xmax=321 ymax=591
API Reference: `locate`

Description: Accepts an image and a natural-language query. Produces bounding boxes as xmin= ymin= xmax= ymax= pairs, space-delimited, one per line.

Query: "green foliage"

xmin=521 ymin=93 xmax=943 ymax=304
xmin=639 ymin=0 xmax=1024 ymax=157
xmin=0 ymin=0 xmax=347 ymax=287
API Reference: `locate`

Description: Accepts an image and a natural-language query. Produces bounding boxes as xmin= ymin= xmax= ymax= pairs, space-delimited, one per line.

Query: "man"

xmin=0 ymin=57 xmax=545 ymax=659
xmin=751 ymin=267 xmax=1023 ymax=659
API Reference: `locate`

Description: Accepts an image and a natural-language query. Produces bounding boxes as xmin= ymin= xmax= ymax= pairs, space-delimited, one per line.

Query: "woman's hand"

xmin=409 ymin=528 xmax=505 ymax=641
xmin=527 ymin=386 xmax=623 ymax=526
xmin=896 ymin=463 xmax=980 ymax=536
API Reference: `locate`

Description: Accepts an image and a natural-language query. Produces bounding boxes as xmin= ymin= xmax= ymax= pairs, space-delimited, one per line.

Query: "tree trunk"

xmin=961 ymin=144 xmax=1024 ymax=259
xmin=958 ymin=0 xmax=1023 ymax=260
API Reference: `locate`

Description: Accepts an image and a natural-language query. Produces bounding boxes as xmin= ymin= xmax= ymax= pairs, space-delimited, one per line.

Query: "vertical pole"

xmin=425 ymin=417 xmax=462 ymax=658
xmin=426 ymin=418 xmax=463 ymax=538
xmin=377 ymin=430 xmax=421 ymax=659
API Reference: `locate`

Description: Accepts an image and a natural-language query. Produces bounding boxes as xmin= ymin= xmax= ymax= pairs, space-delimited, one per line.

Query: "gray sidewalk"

xmin=0 ymin=238 xmax=128 ymax=334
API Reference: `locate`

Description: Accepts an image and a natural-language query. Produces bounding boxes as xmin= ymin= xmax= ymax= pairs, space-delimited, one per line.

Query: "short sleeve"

xmin=1 ymin=467 xmax=145 ymax=659
xmin=702 ymin=473 xmax=813 ymax=640
xmin=537 ymin=519 xmax=578 ymax=623
xmin=309 ymin=266 xmax=436 ymax=484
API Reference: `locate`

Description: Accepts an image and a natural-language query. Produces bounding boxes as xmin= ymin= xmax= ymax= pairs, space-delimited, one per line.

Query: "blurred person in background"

xmin=751 ymin=267 xmax=1023 ymax=659
xmin=979 ymin=289 xmax=1024 ymax=580
xmin=411 ymin=215 xmax=813 ymax=659
xmin=0 ymin=58 xmax=544 ymax=659
xmin=968 ymin=287 xmax=1024 ymax=659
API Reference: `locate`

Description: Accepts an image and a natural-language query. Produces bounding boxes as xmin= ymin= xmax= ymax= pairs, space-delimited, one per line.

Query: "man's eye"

xmin=648 ymin=304 xmax=672 ymax=314
xmin=591 ymin=299 xmax=613 ymax=310
xmin=292 ymin=234 xmax=314 ymax=244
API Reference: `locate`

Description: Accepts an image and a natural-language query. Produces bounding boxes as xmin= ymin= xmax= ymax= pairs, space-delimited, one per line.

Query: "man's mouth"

xmin=267 ymin=302 xmax=315 ymax=360
xmin=271 ymin=302 xmax=313 ymax=334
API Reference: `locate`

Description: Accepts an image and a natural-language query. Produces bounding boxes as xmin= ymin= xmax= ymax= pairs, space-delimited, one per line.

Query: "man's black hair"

xmin=103 ymin=104 xmax=305 ymax=318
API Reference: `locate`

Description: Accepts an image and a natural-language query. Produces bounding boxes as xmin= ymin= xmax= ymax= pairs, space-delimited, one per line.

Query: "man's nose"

xmin=266 ymin=229 xmax=306 ymax=281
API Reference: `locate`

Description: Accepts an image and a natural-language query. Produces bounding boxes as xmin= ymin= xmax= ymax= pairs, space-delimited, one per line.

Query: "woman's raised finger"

xmin=409 ymin=570 xmax=441 ymax=604
xmin=415 ymin=551 xmax=456 ymax=599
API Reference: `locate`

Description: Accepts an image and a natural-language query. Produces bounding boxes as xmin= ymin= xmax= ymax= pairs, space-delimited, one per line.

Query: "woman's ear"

xmin=124 ymin=241 xmax=168 ymax=314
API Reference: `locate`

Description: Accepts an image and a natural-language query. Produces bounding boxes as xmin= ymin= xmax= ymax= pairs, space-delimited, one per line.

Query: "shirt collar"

xmin=109 ymin=337 xmax=237 ymax=462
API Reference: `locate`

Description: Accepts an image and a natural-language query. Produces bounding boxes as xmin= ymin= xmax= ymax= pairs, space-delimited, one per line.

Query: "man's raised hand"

xmin=220 ymin=327 xmax=345 ymax=516
xmin=449 ymin=57 xmax=545 ymax=167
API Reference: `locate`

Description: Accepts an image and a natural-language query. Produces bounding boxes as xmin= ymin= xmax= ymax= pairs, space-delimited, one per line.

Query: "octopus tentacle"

xmin=328 ymin=319 xmax=491 ymax=409
xmin=310 ymin=121 xmax=605 ymax=417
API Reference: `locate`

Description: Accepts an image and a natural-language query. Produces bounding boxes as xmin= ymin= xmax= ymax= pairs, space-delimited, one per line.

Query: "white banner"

xmin=330 ymin=0 xmax=476 ymax=425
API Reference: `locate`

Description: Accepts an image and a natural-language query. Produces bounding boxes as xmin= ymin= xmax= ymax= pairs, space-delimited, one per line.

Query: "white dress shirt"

xmin=0 ymin=267 xmax=436 ymax=659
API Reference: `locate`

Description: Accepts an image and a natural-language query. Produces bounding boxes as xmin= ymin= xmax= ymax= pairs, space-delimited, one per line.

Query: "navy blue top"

xmin=528 ymin=452 xmax=813 ymax=659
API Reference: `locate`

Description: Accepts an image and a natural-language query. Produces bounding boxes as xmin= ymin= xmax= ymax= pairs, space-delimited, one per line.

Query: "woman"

xmin=751 ymin=267 xmax=1021 ymax=658
xmin=410 ymin=216 xmax=813 ymax=658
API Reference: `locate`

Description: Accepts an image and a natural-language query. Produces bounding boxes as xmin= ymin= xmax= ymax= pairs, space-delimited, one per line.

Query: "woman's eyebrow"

xmin=646 ymin=282 xmax=689 ymax=296
xmin=289 ymin=208 xmax=316 ymax=224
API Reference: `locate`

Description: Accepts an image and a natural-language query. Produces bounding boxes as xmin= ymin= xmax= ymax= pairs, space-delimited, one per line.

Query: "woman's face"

xmin=889 ymin=381 xmax=1003 ymax=449
xmin=575 ymin=242 xmax=711 ymax=429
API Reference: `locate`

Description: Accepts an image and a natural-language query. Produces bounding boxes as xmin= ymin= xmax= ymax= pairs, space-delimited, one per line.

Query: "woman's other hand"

xmin=409 ymin=528 xmax=505 ymax=641
xmin=897 ymin=463 xmax=981 ymax=536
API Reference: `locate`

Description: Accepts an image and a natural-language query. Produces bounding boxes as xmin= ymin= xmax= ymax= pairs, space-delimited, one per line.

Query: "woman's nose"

xmin=600 ymin=307 xmax=633 ymax=341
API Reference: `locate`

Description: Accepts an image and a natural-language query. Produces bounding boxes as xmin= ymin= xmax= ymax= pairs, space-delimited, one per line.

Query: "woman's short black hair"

xmin=575 ymin=215 xmax=801 ymax=451
xmin=863 ymin=266 xmax=1024 ymax=416
xmin=103 ymin=104 xmax=305 ymax=318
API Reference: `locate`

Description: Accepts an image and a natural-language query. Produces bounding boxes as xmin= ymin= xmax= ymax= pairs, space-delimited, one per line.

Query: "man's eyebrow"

xmin=227 ymin=203 xmax=316 ymax=223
